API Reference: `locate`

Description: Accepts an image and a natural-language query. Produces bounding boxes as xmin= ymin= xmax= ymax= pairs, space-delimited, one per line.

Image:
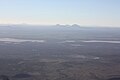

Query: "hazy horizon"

xmin=0 ymin=0 xmax=120 ymax=27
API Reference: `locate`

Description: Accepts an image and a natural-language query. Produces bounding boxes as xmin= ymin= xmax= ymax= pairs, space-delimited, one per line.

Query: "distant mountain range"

xmin=55 ymin=24 xmax=80 ymax=27
xmin=0 ymin=24 xmax=81 ymax=27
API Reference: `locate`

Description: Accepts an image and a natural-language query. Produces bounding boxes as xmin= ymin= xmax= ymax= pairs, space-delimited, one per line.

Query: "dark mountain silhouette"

xmin=107 ymin=77 xmax=120 ymax=80
xmin=0 ymin=75 xmax=9 ymax=80
xmin=12 ymin=73 xmax=32 ymax=78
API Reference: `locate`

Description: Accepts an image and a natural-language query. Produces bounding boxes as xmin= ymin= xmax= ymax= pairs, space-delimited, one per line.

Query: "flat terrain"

xmin=0 ymin=25 xmax=120 ymax=80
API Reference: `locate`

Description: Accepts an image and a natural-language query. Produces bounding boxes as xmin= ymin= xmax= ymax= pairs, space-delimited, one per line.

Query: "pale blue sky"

xmin=0 ymin=0 xmax=120 ymax=27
